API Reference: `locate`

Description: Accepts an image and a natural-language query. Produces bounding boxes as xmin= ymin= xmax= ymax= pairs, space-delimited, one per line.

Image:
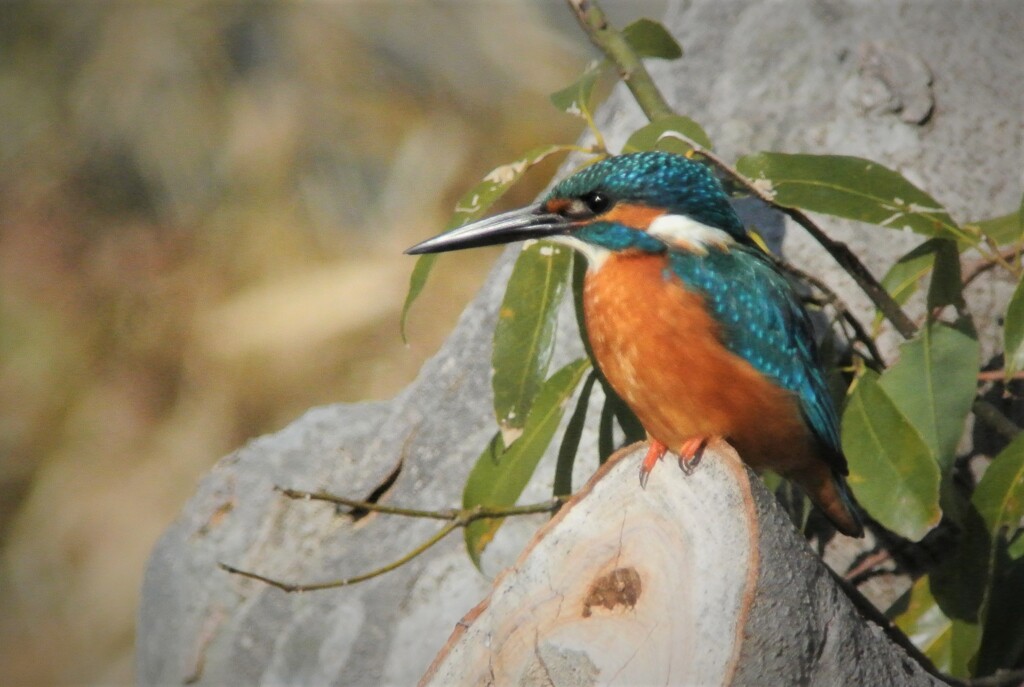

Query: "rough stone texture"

xmin=735 ymin=468 xmax=938 ymax=686
xmin=138 ymin=1 xmax=1024 ymax=685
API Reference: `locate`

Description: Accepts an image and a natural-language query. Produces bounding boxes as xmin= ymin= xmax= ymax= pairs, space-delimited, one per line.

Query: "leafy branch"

xmin=219 ymin=488 xmax=566 ymax=593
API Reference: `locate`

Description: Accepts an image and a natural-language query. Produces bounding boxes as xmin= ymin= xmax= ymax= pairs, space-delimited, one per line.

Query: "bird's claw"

xmin=677 ymin=437 xmax=708 ymax=476
xmin=637 ymin=439 xmax=668 ymax=489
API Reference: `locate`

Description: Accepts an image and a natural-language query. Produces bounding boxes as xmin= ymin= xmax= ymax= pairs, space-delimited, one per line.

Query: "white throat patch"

xmin=647 ymin=214 xmax=734 ymax=254
xmin=548 ymin=234 xmax=611 ymax=271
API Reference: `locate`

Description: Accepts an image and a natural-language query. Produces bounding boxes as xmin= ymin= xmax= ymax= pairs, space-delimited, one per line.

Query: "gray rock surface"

xmin=138 ymin=1 xmax=1024 ymax=684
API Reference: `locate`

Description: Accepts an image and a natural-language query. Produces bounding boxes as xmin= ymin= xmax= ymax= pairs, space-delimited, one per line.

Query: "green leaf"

xmin=972 ymin=432 xmax=1024 ymax=536
xmin=843 ymin=370 xmax=942 ymax=540
xmin=463 ymin=358 xmax=591 ymax=566
xmin=492 ymin=241 xmax=572 ymax=437
xmin=553 ymin=371 xmax=598 ymax=497
xmin=878 ymin=322 xmax=979 ymax=472
xmin=610 ymin=388 xmax=645 ymax=444
xmin=735 ymin=152 xmax=970 ymax=243
xmin=974 ymin=540 xmax=1024 ymax=676
xmin=879 ymin=239 xmax=943 ymax=308
xmin=400 ymin=254 xmax=438 ymax=342
xmin=400 ymin=144 xmax=574 ymax=338
xmin=598 ymin=393 xmax=616 ymax=463
xmin=971 ymin=211 xmax=1024 ymax=246
xmin=550 ymin=61 xmax=604 ymax=118
xmin=1003 ymin=276 xmax=1024 ymax=379
xmin=894 ymin=577 xmax=981 ymax=677
xmin=929 ymin=480 xmax=990 ymax=623
xmin=622 ymin=115 xmax=713 ymax=155
xmin=621 ymin=18 xmax=683 ymax=60
xmin=927 ymin=239 xmax=966 ymax=312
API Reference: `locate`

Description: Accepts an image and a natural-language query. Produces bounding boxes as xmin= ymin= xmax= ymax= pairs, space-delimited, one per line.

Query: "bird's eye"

xmin=581 ymin=191 xmax=612 ymax=214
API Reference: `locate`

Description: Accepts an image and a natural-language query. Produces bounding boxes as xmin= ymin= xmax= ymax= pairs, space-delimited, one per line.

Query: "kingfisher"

xmin=407 ymin=151 xmax=864 ymax=538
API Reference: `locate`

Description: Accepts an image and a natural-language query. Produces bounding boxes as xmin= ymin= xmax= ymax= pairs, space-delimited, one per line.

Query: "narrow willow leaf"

xmin=598 ymin=393 xmax=616 ymax=463
xmin=843 ymin=371 xmax=941 ymax=540
xmin=463 ymin=358 xmax=591 ymax=566
xmin=929 ymin=480 xmax=990 ymax=623
xmin=553 ymin=371 xmax=598 ymax=497
xmin=879 ymin=239 xmax=944 ymax=310
xmin=927 ymin=239 xmax=966 ymax=312
xmin=610 ymin=390 xmax=645 ymax=444
xmin=878 ymin=322 xmax=979 ymax=472
xmin=1003 ymin=276 xmax=1024 ymax=379
xmin=621 ymin=18 xmax=683 ymax=60
xmin=550 ymin=61 xmax=604 ymax=118
xmin=894 ymin=577 xmax=981 ymax=678
xmin=972 ymin=432 xmax=1024 ymax=536
xmin=972 ymin=211 xmax=1023 ymax=246
xmin=1010 ymin=532 xmax=1024 ymax=560
xmin=622 ymin=115 xmax=713 ymax=155
xmin=973 ymin=540 xmax=1024 ymax=677
xmin=735 ymin=152 xmax=970 ymax=243
xmin=400 ymin=254 xmax=437 ymax=342
xmin=493 ymin=241 xmax=573 ymax=437
xmin=400 ymin=144 xmax=575 ymax=337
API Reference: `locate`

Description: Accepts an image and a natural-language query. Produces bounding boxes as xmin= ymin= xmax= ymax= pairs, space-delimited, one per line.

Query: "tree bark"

xmin=421 ymin=441 xmax=942 ymax=687
xmin=137 ymin=1 xmax=1023 ymax=685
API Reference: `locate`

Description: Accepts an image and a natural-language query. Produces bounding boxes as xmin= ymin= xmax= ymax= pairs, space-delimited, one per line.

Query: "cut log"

xmin=421 ymin=441 xmax=943 ymax=687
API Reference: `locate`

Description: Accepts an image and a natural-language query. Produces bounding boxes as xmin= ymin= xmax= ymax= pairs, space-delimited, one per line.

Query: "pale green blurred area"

xmin=0 ymin=1 xmax=659 ymax=683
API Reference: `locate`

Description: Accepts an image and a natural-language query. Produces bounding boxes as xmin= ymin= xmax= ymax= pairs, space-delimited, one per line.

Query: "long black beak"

xmin=405 ymin=204 xmax=571 ymax=255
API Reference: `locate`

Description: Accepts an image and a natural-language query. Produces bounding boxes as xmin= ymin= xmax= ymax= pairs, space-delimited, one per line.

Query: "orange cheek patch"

xmin=601 ymin=203 xmax=665 ymax=229
xmin=544 ymin=198 xmax=571 ymax=213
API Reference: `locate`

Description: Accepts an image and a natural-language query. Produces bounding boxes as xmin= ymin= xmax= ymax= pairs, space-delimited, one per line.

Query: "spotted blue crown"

xmin=548 ymin=151 xmax=746 ymax=240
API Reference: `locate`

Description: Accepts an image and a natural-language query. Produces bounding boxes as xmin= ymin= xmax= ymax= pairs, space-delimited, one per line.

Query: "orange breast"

xmin=583 ymin=252 xmax=817 ymax=475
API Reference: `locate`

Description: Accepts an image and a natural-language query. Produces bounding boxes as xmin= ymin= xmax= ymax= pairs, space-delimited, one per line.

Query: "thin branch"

xmin=276 ymin=486 xmax=456 ymax=520
xmin=703 ymin=148 xmax=921 ymax=339
xmin=219 ymin=521 xmax=460 ymax=593
xmin=219 ymin=497 xmax=567 ymax=592
xmin=963 ymin=244 xmax=1024 ymax=288
xmin=566 ymin=0 xmax=674 ymax=122
xmin=779 ymin=259 xmax=887 ymax=370
xmin=977 ymin=370 xmax=1024 ymax=382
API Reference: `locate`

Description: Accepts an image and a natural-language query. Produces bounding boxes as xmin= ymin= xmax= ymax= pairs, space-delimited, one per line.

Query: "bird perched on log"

xmin=407 ymin=151 xmax=864 ymax=537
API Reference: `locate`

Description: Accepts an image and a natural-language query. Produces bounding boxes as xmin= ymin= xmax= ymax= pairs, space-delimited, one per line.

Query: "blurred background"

xmin=0 ymin=2 xmax=658 ymax=683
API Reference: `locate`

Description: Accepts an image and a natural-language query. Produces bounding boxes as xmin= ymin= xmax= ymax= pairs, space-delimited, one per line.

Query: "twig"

xmin=963 ymin=244 xmax=1024 ymax=287
xmin=276 ymin=486 xmax=456 ymax=520
xmin=779 ymin=259 xmax=887 ymax=370
xmin=566 ymin=0 xmax=674 ymax=122
xmin=219 ymin=497 xmax=566 ymax=592
xmin=707 ymin=148 xmax=921 ymax=339
xmin=978 ymin=370 xmax=1024 ymax=382
xmin=219 ymin=521 xmax=460 ymax=592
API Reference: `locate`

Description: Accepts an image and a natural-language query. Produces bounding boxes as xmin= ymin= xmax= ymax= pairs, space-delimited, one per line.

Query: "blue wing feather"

xmin=667 ymin=246 xmax=847 ymax=474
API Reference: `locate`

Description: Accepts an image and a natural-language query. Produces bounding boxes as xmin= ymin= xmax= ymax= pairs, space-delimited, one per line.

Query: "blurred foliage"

xmin=0 ymin=2 xmax=596 ymax=684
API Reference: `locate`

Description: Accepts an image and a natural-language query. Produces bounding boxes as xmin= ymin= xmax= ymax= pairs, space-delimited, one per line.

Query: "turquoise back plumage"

xmin=667 ymin=246 xmax=847 ymax=475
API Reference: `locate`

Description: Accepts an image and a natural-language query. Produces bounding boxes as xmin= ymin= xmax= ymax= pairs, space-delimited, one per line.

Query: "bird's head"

xmin=406 ymin=151 xmax=748 ymax=268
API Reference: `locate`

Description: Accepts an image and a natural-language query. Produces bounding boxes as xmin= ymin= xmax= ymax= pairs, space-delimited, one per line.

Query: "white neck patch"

xmin=647 ymin=213 xmax=734 ymax=254
xmin=548 ymin=234 xmax=611 ymax=271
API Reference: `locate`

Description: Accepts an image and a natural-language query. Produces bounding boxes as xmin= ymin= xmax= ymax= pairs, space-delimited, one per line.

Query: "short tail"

xmin=829 ymin=471 xmax=864 ymax=538
xmin=793 ymin=465 xmax=865 ymax=538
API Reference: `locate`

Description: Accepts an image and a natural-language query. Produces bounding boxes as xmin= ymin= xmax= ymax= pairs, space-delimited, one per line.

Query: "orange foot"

xmin=678 ymin=437 xmax=709 ymax=476
xmin=638 ymin=439 xmax=668 ymax=489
